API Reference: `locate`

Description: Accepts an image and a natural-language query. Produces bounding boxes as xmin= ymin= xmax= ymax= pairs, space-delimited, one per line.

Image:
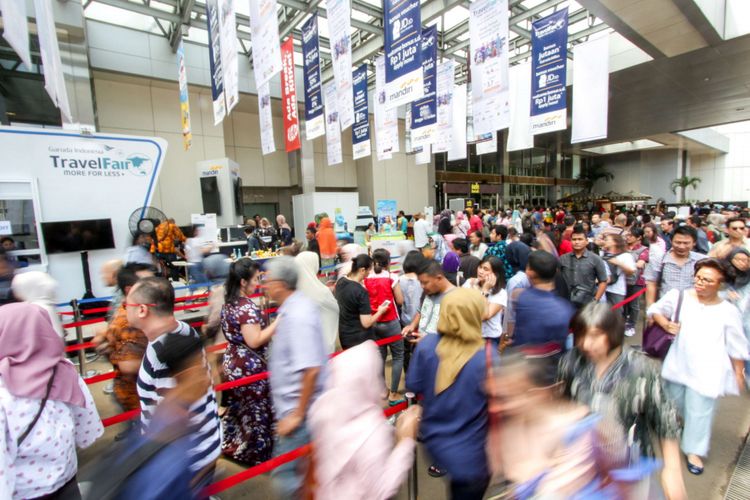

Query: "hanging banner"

xmin=258 ymin=82 xmax=275 ymax=156
xmin=301 ymin=15 xmax=325 ymax=140
xmin=176 ymin=40 xmax=192 ymax=151
xmin=204 ymin=0 xmax=225 ymax=124
xmin=280 ymin=37 xmax=301 ymax=153
xmin=410 ymin=26 xmax=438 ymax=149
xmin=328 ymin=0 xmax=355 ymax=131
xmin=415 ymin=145 xmax=431 ymax=165
xmin=448 ymin=83 xmax=467 ymax=161
xmin=352 ymin=65 xmax=371 ymax=160
xmin=0 ymin=0 xmax=31 ymax=69
xmin=572 ymin=34 xmax=609 ymax=144
xmin=218 ymin=0 xmax=239 ymax=114
xmin=383 ymin=0 xmax=423 ymax=110
xmin=34 ymin=0 xmax=71 ymax=122
xmin=469 ymin=0 xmax=510 ymax=136
xmin=434 ymin=60 xmax=455 ymax=154
xmin=508 ymin=61 xmax=533 ymax=152
xmin=375 ymin=56 xmax=399 ymax=161
xmin=404 ymin=106 xmax=413 ymax=154
xmin=249 ymin=0 xmax=282 ymax=88
xmin=476 ymin=132 xmax=497 ymax=155
xmin=531 ymin=9 xmax=569 ymax=135
xmin=323 ymin=81 xmax=343 ymax=166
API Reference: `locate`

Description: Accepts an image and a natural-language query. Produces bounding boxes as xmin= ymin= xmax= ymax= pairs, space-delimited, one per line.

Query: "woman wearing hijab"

xmin=309 ymin=341 xmax=420 ymax=499
xmin=317 ymin=217 xmax=338 ymax=269
xmin=276 ymin=214 xmax=293 ymax=247
xmin=337 ymin=243 xmax=366 ymax=281
xmin=434 ymin=210 xmax=453 ymax=263
xmin=11 ymin=271 xmax=64 ymax=338
xmin=406 ymin=288 xmax=495 ymax=499
xmin=295 ymin=251 xmax=340 ymax=354
xmin=0 ymin=303 xmax=103 ymax=499
xmin=442 ymin=250 xmax=460 ymax=286
xmin=453 ymin=211 xmax=470 ymax=237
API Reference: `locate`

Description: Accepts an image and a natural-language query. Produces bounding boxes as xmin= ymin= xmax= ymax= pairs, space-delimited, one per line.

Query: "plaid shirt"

xmin=643 ymin=250 xmax=703 ymax=298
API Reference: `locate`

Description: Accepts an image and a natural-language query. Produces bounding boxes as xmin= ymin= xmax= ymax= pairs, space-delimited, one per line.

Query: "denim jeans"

xmin=449 ymin=475 xmax=490 ymax=500
xmin=665 ymin=381 xmax=717 ymax=457
xmin=271 ymin=422 xmax=311 ymax=499
xmin=373 ymin=320 xmax=404 ymax=393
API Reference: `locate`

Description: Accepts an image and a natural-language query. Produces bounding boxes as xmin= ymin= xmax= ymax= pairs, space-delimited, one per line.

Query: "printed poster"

xmin=176 ymin=40 xmax=192 ymax=151
xmin=258 ymin=82 xmax=276 ymax=155
xmin=204 ymin=0 xmax=225 ymax=124
xmin=469 ymin=0 xmax=510 ymax=135
xmin=530 ymin=9 xmax=569 ymax=134
xmin=249 ymin=0 xmax=282 ymax=88
xmin=410 ymin=26 xmax=438 ymax=149
xmin=434 ymin=59 xmax=455 ymax=154
xmin=301 ymin=15 xmax=325 ymax=140
xmin=218 ymin=0 xmax=239 ymax=114
xmin=375 ymin=55 xmax=400 ymax=161
xmin=328 ymin=0 xmax=355 ymax=130
xmin=383 ymin=0 xmax=423 ymax=110
xmin=352 ymin=65 xmax=371 ymax=160
xmin=0 ymin=0 xmax=31 ymax=69
xmin=323 ymin=81 xmax=343 ymax=166
xmin=281 ymin=37 xmax=301 ymax=152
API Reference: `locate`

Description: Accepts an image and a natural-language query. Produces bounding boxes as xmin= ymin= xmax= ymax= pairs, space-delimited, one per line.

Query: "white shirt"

xmin=463 ymin=281 xmax=507 ymax=339
xmin=649 ymin=289 xmax=750 ymax=398
xmin=470 ymin=243 xmax=488 ymax=260
xmin=413 ymin=219 xmax=430 ymax=249
xmin=606 ymin=252 xmax=636 ymax=296
xmin=0 ymin=372 xmax=102 ymax=499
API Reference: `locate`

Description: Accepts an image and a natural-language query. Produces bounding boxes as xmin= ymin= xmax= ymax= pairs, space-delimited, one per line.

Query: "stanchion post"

xmin=405 ymin=391 xmax=418 ymax=500
xmin=72 ymin=299 xmax=86 ymax=376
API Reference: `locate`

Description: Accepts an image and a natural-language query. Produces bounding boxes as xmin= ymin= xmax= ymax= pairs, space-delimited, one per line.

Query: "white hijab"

xmin=295 ymin=252 xmax=340 ymax=353
xmin=11 ymin=271 xmax=65 ymax=338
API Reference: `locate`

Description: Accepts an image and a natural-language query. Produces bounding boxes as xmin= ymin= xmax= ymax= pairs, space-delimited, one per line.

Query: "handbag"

xmin=642 ymin=290 xmax=683 ymax=359
xmin=17 ymin=365 xmax=57 ymax=447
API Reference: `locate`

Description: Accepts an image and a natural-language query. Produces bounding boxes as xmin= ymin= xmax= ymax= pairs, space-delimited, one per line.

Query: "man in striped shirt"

xmin=126 ymin=277 xmax=221 ymax=482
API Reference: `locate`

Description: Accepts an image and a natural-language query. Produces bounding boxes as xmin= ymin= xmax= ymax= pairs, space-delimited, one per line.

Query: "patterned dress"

xmin=220 ymin=297 xmax=274 ymax=464
xmin=105 ymin=305 xmax=148 ymax=412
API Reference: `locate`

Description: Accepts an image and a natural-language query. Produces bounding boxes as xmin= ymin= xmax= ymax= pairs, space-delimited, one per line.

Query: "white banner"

xmin=448 ymin=84 xmax=467 ymax=161
xmin=1 ymin=0 xmax=31 ymax=69
xmin=476 ymin=132 xmax=497 ymax=155
xmin=415 ymin=144 xmax=431 ymax=165
xmin=323 ymin=81 xmax=343 ymax=166
xmin=375 ymin=56 xmax=399 ymax=161
xmin=404 ymin=106 xmax=413 ymax=154
xmin=218 ymin=0 xmax=239 ymax=114
xmin=508 ymin=62 xmax=533 ymax=152
xmin=258 ymin=82 xmax=275 ymax=155
xmin=328 ymin=0 xmax=355 ymax=131
xmin=434 ymin=60 xmax=455 ymax=154
xmin=34 ymin=0 xmax=72 ymax=123
xmin=249 ymin=0 xmax=282 ymax=87
xmin=572 ymin=34 xmax=609 ymax=144
xmin=469 ymin=0 xmax=510 ymax=136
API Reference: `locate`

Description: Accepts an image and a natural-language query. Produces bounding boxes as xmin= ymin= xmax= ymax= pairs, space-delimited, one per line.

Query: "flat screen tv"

xmin=200 ymin=176 xmax=222 ymax=215
xmin=41 ymin=219 xmax=116 ymax=254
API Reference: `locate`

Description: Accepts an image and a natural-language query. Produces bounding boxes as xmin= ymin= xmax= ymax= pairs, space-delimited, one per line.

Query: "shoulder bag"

xmin=642 ymin=290 xmax=683 ymax=359
xmin=17 ymin=365 xmax=58 ymax=447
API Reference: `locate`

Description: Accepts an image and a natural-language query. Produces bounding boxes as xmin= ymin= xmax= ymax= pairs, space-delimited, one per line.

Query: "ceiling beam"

xmin=93 ymin=0 xmax=180 ymax=23
xmin=670 ymin=0 xmax=723 ymax=46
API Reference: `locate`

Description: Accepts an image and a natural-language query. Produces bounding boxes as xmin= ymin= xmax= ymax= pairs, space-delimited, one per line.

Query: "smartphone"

xmin=381 ymin=299 xmax=391 ymax=308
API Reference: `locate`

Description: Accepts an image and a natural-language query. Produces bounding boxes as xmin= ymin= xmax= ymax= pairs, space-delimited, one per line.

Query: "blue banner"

xmin=530 ymin=8 xmax=568 ymax=134
xmin=410 ymin=25 xmax=437 ymax=148
xmin=301 ymin=15 xmax=325 ymax=140
xmin=383 ymin=0 xmax=423 ymax=109
xmin=204 ymin=0 xmax=225 ymax=125
xmin=352 ymin=64 xmax=371 ymax=159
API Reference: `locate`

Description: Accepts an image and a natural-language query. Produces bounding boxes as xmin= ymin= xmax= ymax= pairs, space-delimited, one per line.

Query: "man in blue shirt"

xmin=265 ymin=257 xmax=328 ymax=499
xmin=512 ymin=250 xmax=575 ymax=352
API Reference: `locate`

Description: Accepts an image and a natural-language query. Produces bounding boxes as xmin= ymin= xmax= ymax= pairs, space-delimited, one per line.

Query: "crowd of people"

xmin=0 ymin=201 xmax=749 ymax=499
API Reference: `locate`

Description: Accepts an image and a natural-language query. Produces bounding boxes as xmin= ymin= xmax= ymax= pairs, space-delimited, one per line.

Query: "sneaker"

xmin=103 ymin=381 xmax=114 ymax=395
xmin=624 ymin=326 xmax=636 ymax=337
xmin=427 ymin=464 xmax=447 ymax=478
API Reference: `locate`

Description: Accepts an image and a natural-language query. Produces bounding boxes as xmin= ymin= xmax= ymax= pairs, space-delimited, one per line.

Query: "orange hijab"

xmin=317 ymin=218 xmax=337 ymax=258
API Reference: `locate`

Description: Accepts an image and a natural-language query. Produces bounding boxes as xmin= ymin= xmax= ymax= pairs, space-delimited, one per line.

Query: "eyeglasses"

xmin=693 ymin=275 xmax=717 ymax=285
xmin=123 ymin=302 xmax=156 ymax=308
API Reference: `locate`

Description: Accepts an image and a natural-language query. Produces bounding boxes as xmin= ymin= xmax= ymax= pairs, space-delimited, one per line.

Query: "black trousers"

xmin=450 ymin=476 xmax=490 ymax=500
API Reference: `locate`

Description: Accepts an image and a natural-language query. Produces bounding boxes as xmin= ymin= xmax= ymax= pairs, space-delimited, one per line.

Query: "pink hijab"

xmin=0 ymin=303 xmax=86 ymax=407
xmin=309 ymin=341 xmax=390 ymax=481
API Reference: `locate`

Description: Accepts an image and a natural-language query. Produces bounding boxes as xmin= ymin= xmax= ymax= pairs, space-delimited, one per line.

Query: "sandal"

xmin=428 ymin=464 xmax=447 ymax=478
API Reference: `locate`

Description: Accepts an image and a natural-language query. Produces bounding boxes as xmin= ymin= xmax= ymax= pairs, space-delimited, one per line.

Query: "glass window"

xmin=468 ymin=145 xmax=480 ymax=173
xmin=0 ymin=182 xmax=44 ymax=268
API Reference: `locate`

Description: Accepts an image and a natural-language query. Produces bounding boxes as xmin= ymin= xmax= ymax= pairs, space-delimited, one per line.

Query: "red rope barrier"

xmin=65 ymin=341 xmax=97 ymax=353
xmin=206 ymin=342 xmax=228 ymax=353
xmin=85 ymin=371 xmax=117 ymax=384
xmin=101 ymin=409 xmax=141 ymax=428
xmin=62 ymin=317 xmax=107 ymax=329
xmin=610 ymin=287 xmax=647 ymax=310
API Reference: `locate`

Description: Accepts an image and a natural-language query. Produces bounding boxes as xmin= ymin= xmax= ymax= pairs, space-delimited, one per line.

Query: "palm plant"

xmin=576 ymin=163 xmax=614 ymax=193
xmin=670 ymin=176 xmax=701 ymax=203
